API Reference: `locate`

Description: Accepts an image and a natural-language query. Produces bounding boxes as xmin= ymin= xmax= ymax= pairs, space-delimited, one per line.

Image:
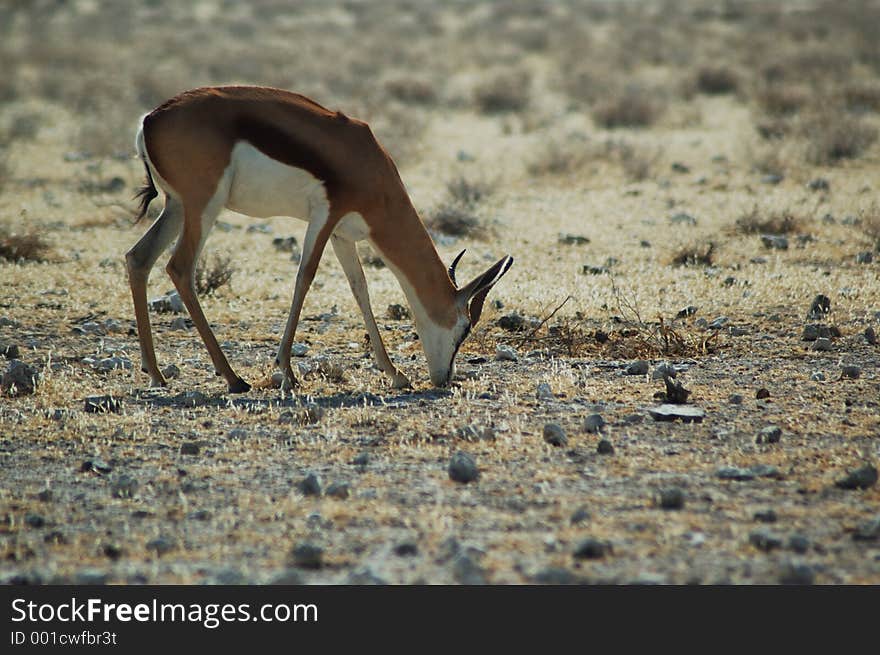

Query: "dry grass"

xmin=0 ymin=227 xmax=51 ymax=262
xmin=802 ymin=111 xmax=879 ymax=165
xmin=195 ymin=253 xmax=235 ymax=297
xmin=735 ymin=207 xmax=803 ymax=235
xmin=670 ymin=243 xmax=715 ymax=268
xmin=592 ymin=85 xmax=665 ymax=129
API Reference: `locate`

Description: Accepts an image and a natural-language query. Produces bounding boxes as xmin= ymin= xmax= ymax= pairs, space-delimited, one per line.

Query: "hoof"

xmin=391 ymin=372 xmax=412 ymax=389
xmin=280 ymin=373 xmax=300 ymax=392
xmin=148 ymin=376 xmax=168 ymax=388
xmin=228 ymin=378 xmax=251 ymax=394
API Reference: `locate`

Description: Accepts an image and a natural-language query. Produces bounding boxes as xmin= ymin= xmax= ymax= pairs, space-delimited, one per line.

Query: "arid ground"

xmin=1 ymin=1 xmax=879 ymax=584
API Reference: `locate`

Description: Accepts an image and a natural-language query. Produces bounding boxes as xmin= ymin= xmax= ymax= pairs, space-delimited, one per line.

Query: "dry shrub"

xmin=858 ymin=203 xmax=880 ymax=251
xmin=195 ymin=253 xmax=234 ymax=296
xmin=616 ymin=141 xmax=658 ymax=182
xmin=425 ymin=205 xmax=485 ymax=240
xmin=474 ymin=70 xmax=531 ymax=114
xmin=695 ymin=66 xmax=739 ymax=95
xmin=444 ymin=175 xmax=496 ymax=209
xmin=735 ymin=207 xmax=802 ymax=235
xmin=0 ymin=227 xmax=51 ymax=262
xmin=803 ymin=111 xmax=878 ymax=165
xmin=384 ymin=76 xmax=438 ymax=106
xmin=754 ymin=83 xmax=811 ymax=118
xmin=593 ymin=85 xmax=664 ymax=129
xmin=527 ymin=139 xmax=591 ymax=178
xmin=670 ymin=243 xmax=715 ymax=268
xmin=843 ymin=82 xmax=880 ymax=113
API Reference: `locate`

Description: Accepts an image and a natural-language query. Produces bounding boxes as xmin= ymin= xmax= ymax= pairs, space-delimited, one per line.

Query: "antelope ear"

xmin=459 ymin=255 xmax=513 ymax=324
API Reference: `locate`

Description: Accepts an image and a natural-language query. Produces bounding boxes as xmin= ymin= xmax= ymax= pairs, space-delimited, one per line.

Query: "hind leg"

xmin=166 ymin=194 xmax=251 ymax=394
xmin=125 ymin=195 xmax=183 ymax=387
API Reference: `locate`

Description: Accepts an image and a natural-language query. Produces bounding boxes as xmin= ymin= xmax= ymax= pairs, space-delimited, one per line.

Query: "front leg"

xmin=330 ymin=235 xmax=410 ymax=389
xmin=277 ymin=210 xmax=334 ymax=392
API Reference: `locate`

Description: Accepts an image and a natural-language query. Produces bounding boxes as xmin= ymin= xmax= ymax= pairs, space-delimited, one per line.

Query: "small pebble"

xmin=452 ymin=554 xmax=488 ymax=584
xmin=625 ymin=360 xmax=649 ymax=375
xmin=394 ymin=542 xmax=419 ymax=557
xmin=749 ymin=530 xmax=783 ymax=552
xmin=779 ymin=563 xmax=815 ymax=585
xmin=570 ymin=507 xmax=591 ymax=525
xmin=865 ymin=326 xmax=877 ymax=345
xmin=756 ymin=388 xmax=770 ymax=399
xmin=111 ymin=474 xmax=138 ymax=499
xmin=788 ymin=535 xmax=810 ymax=553
xmin=840 ymin=365 xmax=861 ymax=379
xmin=583 ymin=413 xmax=605 ymax=434
xmin=448 ymin=451 xmax=479 ymax=484
xmin=761 ymin=234 xmax=788 ymax=249
xmin=536 ymin=382 xmax=554 ymax=400
xmin=852 ymin=516 xmax=880 ymax=542
xmin=326 ymin=482 xmax=350 ymax=500
xmin=180 ymin=442 xmax=200 ymax=456
xmin=811 ymin=337 xmax=832 ymax=351
xmin=655 ymin=487 xmax=685 ymax=510
xmin=290 ymin=542 xmax=323 ymax=569
xmin=573 ymin=538 xmax=611 ymax=560
xmin=596 ymin=439 xmax=614 ymax=455
xmin=2 ymin=360 xmax=40 ymax=396
xmin=162 ymin=363 xmax=180 ymax=379
xmin=756 ymin=425 xmax=782 ymax=444
xmin=494 ymin=344 xmax=518 ymax=362
xmin=856 ymin=251 xmax=874 ymax=264
xmin=543 ymin=423 xmax=568 ymax=447
xmin=297 ymin=473 xmax=322 ymax=496
xmin=807 ymin=294 xmax=831 ymax=319
xmin=810 ymin=371 xmax=826 ymax=382
xmin=25 ymin=513 xmax=45 ymax=528
xmin=834 ymin=464 xmax=878 ymax=490
xmin=753 ymin=509 xmax=778 ymax=523
xmin=145 ymin=537 xmax=175 ymax=556
xmin=728 ymin=394 xmax=743 ymax=404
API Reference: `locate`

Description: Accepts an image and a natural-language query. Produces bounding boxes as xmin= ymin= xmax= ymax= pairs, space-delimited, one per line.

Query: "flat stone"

xmin=647 ymin=404 xmax=705 ymax=423
xmin=543 ymin=423 xmax=568 ymax=447
xmin=835 ymin=464 xmax=877 ymax=490
xmin=584 ymin=413 xmax=605 ymax=434
xmin=756 ymin=425 xmax=782 ymax=444
xmin=448 ymin=451 xmax=479 ymax=484
xmin=573 ymin=538 xmax=611 ymax=560
xmin=716 ymin=465 xmax=782 ymax=481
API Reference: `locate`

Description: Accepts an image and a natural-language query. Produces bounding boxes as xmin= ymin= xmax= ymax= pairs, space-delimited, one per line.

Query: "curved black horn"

xmin=448 ymin=249 xmax=466 ymax=286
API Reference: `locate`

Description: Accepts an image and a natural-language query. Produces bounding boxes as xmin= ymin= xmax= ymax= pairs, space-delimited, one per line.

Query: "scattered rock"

xmin=272 ymin=236 xmax=299 ymax=253
xmin=1 ymin=343 xmax=21 ymax=359
xmin=162 ymin=363 xmax=180 ymax=379
xmin=80 ymin=458 xmax=112 ymax=474
xmin=810 ymin=371 xmax=826 ymax=382
xmin=448 ymin=451 xmax=479 ymax=484
xmin=111 ymin=474 xmax=138 ymax=499
xmin=669 ymin=212 xmax=697 ymax=225
xmin=145 ymin=537 xmax=175 ymax=556
xmin=148 ymin=291 xmax=184 ymax=314
xmin=788 ymin=535 xmax=810 ymax=553
xmin=811 ymin=337 xmax=832 ymax=352
xmin=708 ymin=316 xmax=729 ymax=330
xmin=755 ymin=388 xmax=770 ymax=400
xmin=807 ymin=178 xmax=829 ymax=192
xmin=103 ymin=544 xmax=123 ymax=560
xmin=326 ymin=482 xmax=350 ymax=500
xmin=497 ymin=313 xmax=525 ymax=332
xmin=647 ymin=404 xmax=704 ymax=423
xmin=625 ymin=360 xmax=649 ymax=375
xmin=834 ymin=464 xmax=877 ymax=490
xmin=84 ymin=395 xmax=123 ymax=413
xmin=756 ymin=425 xmax=782 ymax=444
xmin=536 ymin=382 xmax=554 ymax=400
xmin=169 ymin=317 xmax=190 ymax=331
xmin=761 ymin=234 xmax=788 ymax=250
xmin=716 ymin=465 xmax=781 ymax=481
xmin=180 ymin=442 xmax=200 ymax=456
xmin=728 ymin=394 xmax=744 ymax=404
xmin=573 ymin=538 xmax=611 ymax=560
xmin=25 ymin=513 xmax=45 ymax=528
xmin=807 ymin=294 xmax=831 ymax=319
xmin=290 ymin=542 xmax=323 ymax=569
xmin=452 ymin=554 xmax=487 ymax=584
xmin=840 ymin=365 xmax=861 ymax=379
xmin=543 ymin=423 xmax=568 ymax=447
xmin=456 ymin=425 xmax=495 ymax=442
xmin=753 ymin=509 xmax=778 ymax=523
xmin=297 ymin=473 xmax=322 ymax=496
xmin=570 ymin=507 xmax=591 ymax=525
xmin=865 ymin=326 xmax=877 ymax=345
xmin=2 ymin=360 xmax=40 ymax=396
xmin=779 ymin=563 xmax=815 ymax=585
xmin=582 ymin=265 xmax=609 ymax=275
xmin=584 ymin=413 xmax=605 ymax=434
xmin=494 ymin=344 xmax=518 ymax=362
xmin=761 ymin=174 xmax=783 ymax=185
xmin=596 ymin=439 xmax=615 ymax=455
xmin=93 ymin=356 xmax=132 ymax=372
xmin=532 ymin=567 xmax=589 ymax=585
xmin=856 ymin=251 xmax=874 ymax=264
xmin=655 ymin=487 xmax=685 ymax=510
xmin=345 ymin=568 xmax=387 ymax=585
xmin=657 ymin=377 xmax=690 ymax=404
xmin=852 ymin=516 xmax=880 ymax=541
xmin=386 ymin=303 xmax=410 ymax=320
xmin=394 ymin=542 xmax=419 ymax=557
xmin=352 ymin=452 xmax=370 ymax=468
xmin=559 ymin=234 xmax=590 ymax=245
xmin=652 ymin=362 xmax=678 ymax=380
xmin=749 ymin=530 xmax=783 ymax=552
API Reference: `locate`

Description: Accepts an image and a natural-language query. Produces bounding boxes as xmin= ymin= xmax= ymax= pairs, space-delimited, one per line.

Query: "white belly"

xmin=225 ymin=141 xmax=370 ymax=242
xmin=226 ymin=141 xmax=325 ymax=220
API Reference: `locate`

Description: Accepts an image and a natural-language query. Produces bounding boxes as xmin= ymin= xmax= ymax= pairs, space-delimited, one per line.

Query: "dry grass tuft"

xmin=195 ymin=253 xmax=235 ymax=296
xmin=473 ymin=70 xmax=531 ymax=114
xmin=803 ymin=110 xmax=878 ymax=165
xmin=593 ymin=85 xmax=665 ymax=129
xmin=0 ymin=227 xmax=52 ymax=262
xmin=735 ymin=207 xmax=803 ymax=235
xmin=670 ymin=243 xmax=715 ymax=268
xmin=695 ymin=66 xmax=739 ymax=95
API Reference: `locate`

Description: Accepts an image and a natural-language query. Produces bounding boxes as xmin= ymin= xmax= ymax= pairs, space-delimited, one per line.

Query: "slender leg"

xmin=331 ymin=235 xmax=410 ymax=388
xmin=276 ymin=208 xmax=335 ymax=391
xmin=125 ymin=196 xmax=183 ymax=387
xmin=166 ymin=200 xmax=250 ymax=394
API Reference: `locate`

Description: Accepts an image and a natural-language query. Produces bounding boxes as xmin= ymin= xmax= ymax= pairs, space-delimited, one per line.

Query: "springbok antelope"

xmin=126 ymin=85 xmax=513 ymax=393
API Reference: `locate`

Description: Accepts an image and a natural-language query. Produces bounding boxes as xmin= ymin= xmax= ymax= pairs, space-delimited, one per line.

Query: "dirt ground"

xmin=1 ymin=1 xmax=879 ymax=584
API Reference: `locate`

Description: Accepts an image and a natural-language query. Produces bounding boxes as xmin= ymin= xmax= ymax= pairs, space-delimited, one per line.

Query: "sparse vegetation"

xmin=670 ymin=243 xmax=715 ymax=268
xmin=592 ymin=85 xmax=665 ymax=129
xmin=0 ymin=226 xmax=51 ymax=262
xmin=735 ymin=207 xmax=803 ymax=235
xmin=695 ymin=66 xmax=739 ymax=95
xmin=195 ymin=253 xmax=235 ymax=296
xmin=803 ymin=111 xmax=878 ymax=165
